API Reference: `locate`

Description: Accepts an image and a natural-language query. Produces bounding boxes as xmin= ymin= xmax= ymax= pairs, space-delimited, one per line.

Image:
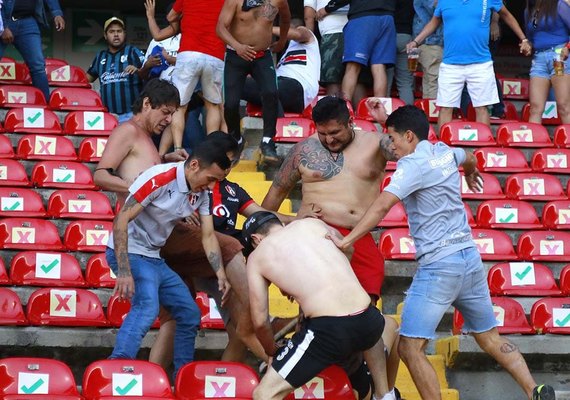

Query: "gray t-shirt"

xmin=384 ymin=140 xmax=475 ymax=264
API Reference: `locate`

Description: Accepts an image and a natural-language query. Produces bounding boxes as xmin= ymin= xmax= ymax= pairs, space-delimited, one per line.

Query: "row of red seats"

xmin=380 ymin=227 xmax=570 ymax=262
xmin=0 ymin=159 xmax=96 ymax=189
xmin=0 ymin=134 xmax=107 ymax=162
xmin=0 ymin=357 xmax=355 ymax=399
xmin=0 ymin=85 xmax=105 ymax=112
xmin=0 ymin=59 xmax=90 ymax=88
xmin=454 ymin=296 xmax=570 ymax=335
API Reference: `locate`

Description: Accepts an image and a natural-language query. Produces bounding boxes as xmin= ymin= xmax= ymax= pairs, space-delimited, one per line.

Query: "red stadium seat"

xmin=106 ymin=294 xmax=160 ymax=328
xmin=0 ymin=134 xmax=14 ymax=159
xmin=284 ymin=366 xmax=355 ymax=399
xmin=542 ymin=200 xmax=570 ymax=230
xmin=0 ymin=288 xmax=27 ymax=325
xmin=4 ymin=107 xmax=62 ymax=135
xmin=476 ymin=200 xmax=541 ymax=229
xmin=303 ymin=96 xmax=355 ymax=119
xmin=561 ymin=265 xmax=570 ymax=296
xmin=17 ymin=134 xmax=77 ymax=161
xmin=26 ymin=287 xmax=107 ymax=327
xmin=46 ymin=65 xmax=91 ymax=88
xmin=531 ymin=297 xmax=570 ymax=334
xmin=467 ymin=100 xmax=519 ymax=123
xmin=63 ymin=111 xmax=117 ymax=136
xmin=356 ymin=97 xmax=405 ymax=121
xmin=460 ymin=172 xmax=505 ymax=200
xmin=0 ymin=257 xmax=9 ymax=285
xmin=378 ymin=201 xmax=408 ymax=228
xmin=0 ymin=159 xmax=30 ymax=187
xmin=0 ymin=218 xmax=63 ymax=251
xmin=499 ymin=77 xmax=530 ymax=100
xmin=414 ymin=98 xmax=440 ymax=123
xmin=0 ymin=187 xmax=46 ymax=218
xmin=530 ymin=148 xmax=570 ymax=173
xmin=47 ymin=190 xmax=113 ymax=220
xmin=504 ymin=173 xmax=567 ymax=201
xmin=0 ymin=84 xmax=46 ymax=107
xmin=0 ymin=357 xmax=81 ymax=398
xmin=474 ymin=147 xmax=530 ymax=173
xmin=78 ymin=137 xmax=108 ymax=162
xmin=496 ymin=122 xmax=553 ymax=148
xmin=352 ymin=119 xmax=378 ymax=132
xmin=63 ymin=220 xmax=112 ymax=252
xmin=380 ymin=171 xmax=392 ymax=191
xmin=274 ymin=117 xmax=315 ymax=143
xmin=83 ymin=359 xmax=173 ymax=400
xmin=85 ymin=253 xmax=115 ymax=288
xmin=245 ymin=102 xmax=305 ymax=118
xmin=453 ymin=297 xmax=535 ymax=335
xmin=517 ymin=231 xmax=570 ymax=262
xmin=464 ymin=202 xmax=476 ymax=227
xmin=471 ymin=228 xmax=517 ymax=261
xmin=31 ymin=160 xmax=96 ymax=189
xmin=175 ymin=361 xmax=259 ymax=400
xmin=553 ymin=124 xmax=570 ymax=148
xmin=196 ymin=291 xmax=225 ymax=330
xmin=440 ymin=121 xmax=496 ymax=147
xmin=44 ymin=57 xmax=68 ymax=67
xmin=0 ymin=60 xmax=31 ymax=85
xmin=49 ymin=88 xmax=105 ymax=111
xmin=488 ymin=262 xmax=562 ymax=296
xmin=379 ymin=228 xmax=416 ymax=260
xmin=521 ymin=102 xmax=561 ymax=125
xmin=10 ymin=251 xmax=86 ymax=287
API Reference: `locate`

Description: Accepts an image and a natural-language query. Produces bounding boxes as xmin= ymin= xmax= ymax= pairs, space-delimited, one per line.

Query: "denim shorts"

xmin=400 ymin=247 xmax=497 ymax=339
xmin=530 ymin=45 xmax=570 ymax=79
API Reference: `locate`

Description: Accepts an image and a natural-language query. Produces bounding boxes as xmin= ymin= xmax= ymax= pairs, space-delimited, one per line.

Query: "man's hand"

xmin=316 ymin=8 xmax=328 ymax=21
xmin=124 ymin=65 xmax=139 ymax=74
xmin=464 ymin=170 xmax=484 ymax=193
xmin=295 ymin=203 xmax=322 ymax=220
xmin=54 ymin=16 xmax=65 ymax=31
xmin=519 ymin=40 xmax=532 ymax=56
xmin=164 ymin=148 xmax=189 ymax=162
xmin=270 ymin=38 xmax=287 ymax=54
xmin=144 ymin=55 xmax=162 ymax=69
xmin=236 ymin=43 xmax=257 ymax=61
xmin=216 ymin=271 xmax=231 ymax=306
xmin=490 ymin=21 xmax=501 ymax=41
xmin=145 ymin=0 xmax=156 ymax=19
xmin=405 ymin=40 xmax=418 ymax=54
xmin=1 ymin=28 xmax=14 ymax=44
xmin=365 ymin=97 xmax=388 ymax=124
xmin=114 ymin=275 xmax=135 ymax=300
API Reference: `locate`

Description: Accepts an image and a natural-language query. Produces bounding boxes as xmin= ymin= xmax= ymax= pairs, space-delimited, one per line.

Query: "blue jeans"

xmin=106 ymin=248 xmax=200 ymax=375
xmin=0 ymin=16 xmax=50 ymax=102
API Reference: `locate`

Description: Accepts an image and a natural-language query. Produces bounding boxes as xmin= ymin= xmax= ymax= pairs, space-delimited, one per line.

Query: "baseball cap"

xmin=242 ymin=211 xmax=280 ymax=254
xmin=103 ymin=17 xmax=125 ymax=33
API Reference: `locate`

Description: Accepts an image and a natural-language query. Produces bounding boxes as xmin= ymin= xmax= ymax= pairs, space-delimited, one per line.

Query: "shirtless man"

xmin=243 ymin=212 xmax=395 ymax=400
xmin=217 ymin=0 xmax=290 ymax=163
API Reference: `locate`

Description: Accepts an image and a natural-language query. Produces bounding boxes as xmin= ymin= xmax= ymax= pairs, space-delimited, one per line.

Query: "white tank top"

xmin=276 ymin=30 xmax=321 ymax=108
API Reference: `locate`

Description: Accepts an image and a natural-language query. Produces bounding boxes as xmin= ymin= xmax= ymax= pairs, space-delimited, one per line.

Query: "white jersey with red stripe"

xmin=107 ymin=162 xmax=211 ymax=258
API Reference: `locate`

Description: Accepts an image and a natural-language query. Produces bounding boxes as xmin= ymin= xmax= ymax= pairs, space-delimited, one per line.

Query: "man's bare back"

xmin=248 ymin=218 xmax=370 ymax=317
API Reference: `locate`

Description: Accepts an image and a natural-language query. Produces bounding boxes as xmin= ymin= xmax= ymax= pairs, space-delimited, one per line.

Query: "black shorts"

xmin=271 ymin=305 xmax=384 ymax=388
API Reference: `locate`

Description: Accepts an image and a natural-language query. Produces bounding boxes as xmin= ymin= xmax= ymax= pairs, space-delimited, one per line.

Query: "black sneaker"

xmin=532 ymin=384 xmax=556 ymax=400
xmin=394 ymin=387 xmax=401 ymax=400
xmin=259 ymin=140 xmax=281 ymax=165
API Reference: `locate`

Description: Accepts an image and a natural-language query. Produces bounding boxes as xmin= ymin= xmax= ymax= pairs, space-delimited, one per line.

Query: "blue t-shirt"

xmin=435 ymin=0 xmax=503 ymax=64
xmin=384 ymin=141 xmax=475 ymax=265
xmin=525 ymin=0 xmax=570 ymax=52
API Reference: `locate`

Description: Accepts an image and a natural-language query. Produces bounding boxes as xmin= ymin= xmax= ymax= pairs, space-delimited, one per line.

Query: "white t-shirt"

xmin=304 ymin=0 xmax=348 ymax=35
xmin=144 ymin=34 xmax=181 ymax=81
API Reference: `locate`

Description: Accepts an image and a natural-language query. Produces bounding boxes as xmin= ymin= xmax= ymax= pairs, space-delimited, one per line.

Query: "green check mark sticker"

xmin=55 ymin=173 xmax=72 ymax=182
xmin=26 ymin=111 xmax=42 ymax=124
xmin=86 ymin=115 xmax=101 ymax=128
xmin=20 ymin=378 xmax=44 ymax=394
xmin=3 ymin=201 xmax=21 ymax=211
xmin=544 ymin=104 xmax=555 ymax=117
xmin=555 ymin=313 xmax=570 ymax=327
xmin=514 ymin=265 xmax=532 ymax=281
xmin=40 ymin=259 xmax=59 ymax=274
xmin=498 ymin=213 xmax=515 ymax=223
xmin=115 ymin=378 xmax=138 ymax=395
xmin=466 ymin=133 xmax=476 ymax=140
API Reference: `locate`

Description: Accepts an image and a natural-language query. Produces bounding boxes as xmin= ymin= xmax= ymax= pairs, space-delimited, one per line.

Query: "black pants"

xmin=243 ymin=76 xmax=305 ymax=116
xmin=223 ymin=49 xmax=278 ymax=141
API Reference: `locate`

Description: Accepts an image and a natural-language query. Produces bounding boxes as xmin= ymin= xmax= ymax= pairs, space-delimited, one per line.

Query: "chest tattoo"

xmin=298 ymin=141 xmax=344 ymax=180
xmin=255 ymin=1 xmax=278 ymax=20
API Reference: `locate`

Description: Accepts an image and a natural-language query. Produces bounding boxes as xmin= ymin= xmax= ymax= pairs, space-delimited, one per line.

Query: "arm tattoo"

xmin=379 ymin=135 xmax=397 ymax=162
xmin=114 ymin=196 xmax=140 ymax=278
xmin=272 ymin=143 xmax=303 ymax=190
xmin=121 ymin=196 xmax=139 ymax=212
xmin=207 ymin=251 xmax=223 ymax=273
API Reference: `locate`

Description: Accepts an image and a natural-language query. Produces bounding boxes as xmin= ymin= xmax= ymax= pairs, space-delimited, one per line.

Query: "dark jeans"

xmin=243 ymin=76 xmax=305 ymax=115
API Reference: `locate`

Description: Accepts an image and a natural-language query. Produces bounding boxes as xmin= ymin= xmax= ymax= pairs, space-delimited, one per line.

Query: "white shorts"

xmin=436 ymin=61 xmax=499 ymax=108
xmin=171 ymin=51 xmax=224 ymax=105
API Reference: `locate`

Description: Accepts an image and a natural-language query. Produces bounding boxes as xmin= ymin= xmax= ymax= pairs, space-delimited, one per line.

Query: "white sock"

xmin=262 ymin=136 xmax=271 ymax=144
xmin=373 ymin=389 xmax=396 ymax=400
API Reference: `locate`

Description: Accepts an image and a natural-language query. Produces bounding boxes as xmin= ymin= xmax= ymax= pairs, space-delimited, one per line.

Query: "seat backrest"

xmin=0 ymin=61 xmax=31 ymax=84
xmin=352 ymin=119 xmax=378 ymax=132
xmin=474 ymin=147 xmax=531 ymax=173
xmin=106 ymin=294 xmax=160 ymax=329
xmin=504 ymin=173 xmax=567 ymax=201
xmin=0 ymin=288 xmax=27 ymax=325
xmin=522 ymin=101 xmax=562 ymax=125
xmin=4 ymin=107 xmax=62 ymax=134
xmin=17 ymin=134 xmax=77 ymax=161
xmin=10 ymin=251 xmax=86 ymax=287
xmin=553 ymin=124 xmax=570 ymax=148
xmin=487 ymin=262 xmax=562 ymax=296
xmin=414 ymin=98 xmax=440 ymax=123
xmin=560 ymin=265 xmax=570 ymax=296
xmin=496 ymin=122 xmax=553 ymax=148
xmin=357 ymin=97 xmax=405 ymax=121
xmin=63 ymin=111 xmax=117 ymax=136
xmin=274 ymin=117 xmax=315 ymax=143
xmin=440 ymin=121 xmax=496 ymax=147
xmin=46 ymin=65 xmax=91 ymax=88
xmin=0 ymin=84 xmax=46 ymax=107
xmin=542 ymin=200 xmax=570 ymax=230
xmin=49 ymin=88 xmax=105 ymax=111
xmin=517 ymin=230 xmax=570 ymax=261
xmin=83 ymin=359 xmax=173 ymax=399
xmin=26 ymin=287 xmax=107 ymax=327
xmin=0 ymin=357 xmax=80 ymax=397
xmin=31 ymin=160 xmax=96 ymax=189
xmin=0 ymin=257 xmax=10 ymax=285
xmin=0 ymin=159 xmax=30 ymax=187
xmin=499 ymin=77 xmax=530 ymax=100
xmin=379 ymin=228 xmax=416 ymax=260
xmin=78 ymin=137 xmax=109 ymax=163
xmin=467 ymin=101 xmax=519 ymax=123
xmin=196 ymin=291 xmax=225 ymax=330
xmin=460 ymin=172 xmax=505 ymax=200
xmin=47 ymin=189 xmax=114 ymax=220
xmin=476 ymin=200 xmax=541 ymax=229
xmin=85 ymin=253 xmax=115 ymax=288
xmin=531 ymin=148 xmax=570 ymax=173
xmin=471 ymin=228 xmax=517 ymax=260
xmin=45 ymin=57 xmax=68 ymax=67
xmin=0 ymin=187 xmax=46 ymax=218
xmin=531 ymin=297 xmax=570 ymax=334
xmin=0 ymin=217 xmax=63 ymax=251
xmin=0 ymin=134 xmax=14 ymax=159
xmin=63 ymin=220 xmax=112 ymax=252
xmin=284 ymin=365 xmax=355 ymax=399
xmin=174 ymin=361 xmax=259 ymax=400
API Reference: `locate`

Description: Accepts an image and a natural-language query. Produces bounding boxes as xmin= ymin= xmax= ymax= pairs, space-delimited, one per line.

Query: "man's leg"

xmin=474 ymin=106 xmax=490 ymax=126
xmin=342 ymin=62 xmax=363 ymax=103
xmin=223 ymin=50 xmax=250 ymax=143
xmin=466 ymin=61 xmax=498 ymax=127
xmin=398 ymin=337 xmax=440 ymax=400
xmin=149 ymin=315 xmax=175 ymax=369
xmin=201 ymin=56 xmax=225 ymax=133
xmin=253 ymin=367 xmax=295 ymax=400
xmin=371 ymin=64 xmax=388 ymax=99
xmin=418 ymin=44 xmax=442 ymax=100
xmin=435 ymin=62 xmax=465 ymax=132
xmin=393 ymin=33 xmax=414 ymax=104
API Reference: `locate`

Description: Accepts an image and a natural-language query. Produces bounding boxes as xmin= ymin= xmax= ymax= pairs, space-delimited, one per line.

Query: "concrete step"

xmin=396 ymin=355 xmax=459 ymax=400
